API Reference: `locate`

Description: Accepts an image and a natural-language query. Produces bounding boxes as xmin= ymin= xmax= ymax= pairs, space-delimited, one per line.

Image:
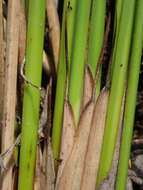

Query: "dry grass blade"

xmin=0 ymin=0 xmax=19 ymax=189
xmin=80 ymin=87 xmax=109 ymax=190
xmin=56 ymin=100 xmax=76 ymax=187
xmin=34 ymin=145 xmax=42 ymax=190
xmin=0 ymin=0 xmax=5 ymax=134
xmin=82 ymin=64 xmax=94 ymax=109
xmin=56 ymin=101 xmax=95 ymax=190
xmin=18 ymin=0 xmax=26 ymax=68
xmin=45 ymin=139 xmax=55 ymax=190
xmin=46 ymin=0 xmax=60 ymax=72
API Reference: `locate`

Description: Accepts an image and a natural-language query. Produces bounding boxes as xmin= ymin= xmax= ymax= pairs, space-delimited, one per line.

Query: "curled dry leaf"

xmin=46 ymin=0 xmax=60 ymax=72
xmin=82 ymin=64 xmax=94 ymax=109
xmin=56 ymin=100 xmax=76 ymax=187
xmin=80 ymin=87 xmax=109 ymax=190
xmin=56 ymin=101 xmax=95 ymax=190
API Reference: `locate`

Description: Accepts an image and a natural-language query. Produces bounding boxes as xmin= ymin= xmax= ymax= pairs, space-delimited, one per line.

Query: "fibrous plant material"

xmin=46 ymin=0 xmax=60 ymax=72
xmin=80 ymin=88 xmax=109 ymax=190
xmin=0 ymin=0 xmax=19 ymax=190
xmin=56 ymin=99 xmax=76 ymax=187
xmin=96 ymin=0 xmax=136 ymax=187
xmin=18 ymin=0 xmax=46 ymax=189
xmin=0 ymin=0 xmax=4 ymax=131
xmin=56 ymin=101 xmax=95 ymax=190
xmin=116 ymin=0 xmax=143 ymax=189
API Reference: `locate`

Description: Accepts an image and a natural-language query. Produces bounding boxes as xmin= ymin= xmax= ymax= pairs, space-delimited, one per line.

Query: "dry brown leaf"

xmin=46 ymin=0 xmax=60 ymax=72
xmin=56 ymin=101 xmax=94 ymax=190
xmin=80 ymin=87 xmax=109 ymax=190
xmin=0 ymin=0 xmax=5 ymax=132
xmin=34 ymin=145 xmax=42 ymax=190
xmin=56 ymin=100 xmax=76 ymax=187
xmin=0 ymin=0 xmax=19 ymax=189
xmin=18 ymin=0 xmax=26 ymax=67
xmin=82 ymin=64 xmax=94 ymax=109
xmin=45 ymin=139 xmax=55 ymax=190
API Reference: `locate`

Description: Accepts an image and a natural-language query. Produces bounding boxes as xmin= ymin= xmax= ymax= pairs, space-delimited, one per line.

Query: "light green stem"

xmin=96 ymin=0 xmax=136 ymax=187
xmin=116 ymin=1 xmax=143 ymax=189
xmin=52 ymin=0 xmax=77 ymax=168
xmin=68 ymin=0 xmax=92 ymax=125
xmin=18 ymin=0 xmax=45 ymax=189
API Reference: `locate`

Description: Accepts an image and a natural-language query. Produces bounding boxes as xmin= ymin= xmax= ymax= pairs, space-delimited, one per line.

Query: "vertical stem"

xmin=0 ymin=0 xmax=4 ymax=132
xmin=52 ymin=0 xmax=77 ymax=167
xmin=18 ymin=0 xmax=45 ymax=189
xmin=87 ymin=0 xmax=106 ymax=77
xmin=96 ymin=0 xmax=136 ymax=187
xmin=0 ymin=0 xmax=19 ymax=189
xmin=116 ymin=1 xmax=143 ymax=189
xmin=68 ymin=0 xmax=92 ymax=125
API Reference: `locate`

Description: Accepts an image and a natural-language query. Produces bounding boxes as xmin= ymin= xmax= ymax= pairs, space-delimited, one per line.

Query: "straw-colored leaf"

xmin=34 ymin=145 xmax=42 ymax=190
xmin=80 ymin=87 xmax=109 ymax=190
xmin=56 ymin=100 xmax=94 ymax=190
xmin=45 ymin=139 xmax=55 ymax=190
xmin=0 ymin=0 xmax=19 ymax=189
xmin=18 ymin=0 xmax=26 ymax=67
xmin=46 ymin=0 xmax=60 ymax=72
xmin=56 ymin=100 xmax=76 ymax=187
xmin=0 ymin=0 xmax=4 ymax=129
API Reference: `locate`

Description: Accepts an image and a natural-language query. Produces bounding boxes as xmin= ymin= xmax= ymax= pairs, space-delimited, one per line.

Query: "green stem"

xmin=96 ymin=0 xmax=136 ymax=187
xmin=52 ymin=0 xmax=77 ymax=168
xmin=116 ymin=1 xmax=143 ymax=189
xmin=18 ymin=0 xmax=45 ymax=189
xmin=87 ymin=0 xmax=106 ymax=77
xmin=68 ymin=0 xmax=92 ymax=126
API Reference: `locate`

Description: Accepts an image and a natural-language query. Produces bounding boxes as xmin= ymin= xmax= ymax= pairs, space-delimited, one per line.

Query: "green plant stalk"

xmin=18 ymin=0 xmax=45 ymax=189
xmin=68 ymin=0 xmax=92 ymax=125
xmin=111 ymin=0 xmax=123 ymax=77
xmin=96 ymin=0 xmax=136 ymax=187
xmin=116 ymin=1 xmax=143 ymax=189
xmin=87 ymin=0 xmax=106 ymax=99
xmin=52 ymin=0 xmax=77 ymax=168
xmin=87 ymin=0 xmax=106 ymax=77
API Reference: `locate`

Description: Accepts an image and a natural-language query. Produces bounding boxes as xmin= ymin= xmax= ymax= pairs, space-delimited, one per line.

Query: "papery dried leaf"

xmin=82 ymin=64 xmax=94 ymax=109
xmin=46 ymin=0 xmax=60 ymax=72
xmin=18 ymin=0 xmax=26 ymax=67
xmin=45 ymin=139 xmax=55 ymax=190
xmin=80 ymin=87 xmax=109 ymax=190
xmin=34 ymin=145 xmax=41 ymax=190
xmin=56 ymin=100 xmax=76 ymax=187
xmin=0 ymin=0 xmax=19 ymax=189
xmin=56 ymin=101 xmax=95 ymax=190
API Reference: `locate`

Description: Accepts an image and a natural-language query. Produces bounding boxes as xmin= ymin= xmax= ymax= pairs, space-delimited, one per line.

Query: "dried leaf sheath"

xmin=56 ymin=101 xmax=94 ymax=190
xmin=80 ymin=87 xmax=109 ymax=190
xmin=56 ymin=100 xmax=75 ymax=187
